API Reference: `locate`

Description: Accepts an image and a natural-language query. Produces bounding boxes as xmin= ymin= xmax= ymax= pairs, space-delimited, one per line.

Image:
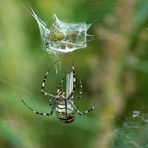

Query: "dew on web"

xmin=112 ymin=110 xmax=148 ymax=148
xmin=30 ymin=8 xmax=92 ymax=54
xmin=132 ymin=110 xmax=141 ymax=118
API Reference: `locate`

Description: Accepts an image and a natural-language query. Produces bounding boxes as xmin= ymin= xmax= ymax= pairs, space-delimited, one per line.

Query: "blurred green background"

xmin=0 ymin=0 xmax=148 ymax=148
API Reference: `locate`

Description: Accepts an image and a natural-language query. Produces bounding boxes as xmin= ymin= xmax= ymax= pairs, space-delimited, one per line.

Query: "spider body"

xmin=49 ymin=93 xmax=76 ymax=123
xmin=56 ymin=102 xmax=76 ymax=123
xmin=22 ymin=61 xmax=95 ymax=123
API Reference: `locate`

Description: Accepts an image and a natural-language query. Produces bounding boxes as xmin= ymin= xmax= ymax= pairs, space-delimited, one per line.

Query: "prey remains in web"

xmin=29 ymin=8 xmax=92 ymax=55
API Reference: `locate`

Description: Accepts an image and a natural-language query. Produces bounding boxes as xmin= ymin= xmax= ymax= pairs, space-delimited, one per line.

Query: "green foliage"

xmin=0 ymin=0 xmax=147 ymax=148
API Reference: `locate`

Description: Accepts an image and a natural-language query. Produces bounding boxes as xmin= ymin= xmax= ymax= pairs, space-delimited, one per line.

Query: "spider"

xmin=21 ymin=60 xmax=95 ymax=123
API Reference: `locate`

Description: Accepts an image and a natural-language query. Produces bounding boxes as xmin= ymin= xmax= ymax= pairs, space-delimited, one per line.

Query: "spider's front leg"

xmin=71 ymin=79 xmax=83 ymax=100
xmin=56 ymin=77 xmax=65 ymax=95
xmin=41 ymin=70 xmax=55 ymax=98
xmin=41 ymin=59 xmax=61 ymax=98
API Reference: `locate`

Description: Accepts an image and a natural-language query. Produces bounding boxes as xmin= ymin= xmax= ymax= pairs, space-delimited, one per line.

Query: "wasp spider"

xmin=22 ymin=62 xmax=95 ymax=123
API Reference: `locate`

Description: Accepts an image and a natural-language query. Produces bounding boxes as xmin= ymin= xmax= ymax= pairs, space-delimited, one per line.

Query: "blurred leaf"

xmin=128 ymin=0 xmax=148 ymax=51
xmin=0 ymin=121 xmax=23 ymax=147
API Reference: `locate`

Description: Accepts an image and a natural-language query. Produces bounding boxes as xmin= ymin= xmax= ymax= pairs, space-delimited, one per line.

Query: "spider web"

xmin=0 ymin=76 xmax=148 ymax=148
xmin=30 ymin=8 xmax=92 ymax=55
xmin=112 ymin=110 xmax=148 ymax=148
xmin=66 ymin=71 xmax=74 ymax=98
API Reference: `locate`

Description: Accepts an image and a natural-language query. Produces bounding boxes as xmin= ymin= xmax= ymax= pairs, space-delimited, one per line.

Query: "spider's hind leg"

xmin=72 ymin=102 xmax=95 ymax=115
xmin=21 ymin=99 xmax=54 ymax=116
xmin=56 ymin=78 xmax=65 ymax=95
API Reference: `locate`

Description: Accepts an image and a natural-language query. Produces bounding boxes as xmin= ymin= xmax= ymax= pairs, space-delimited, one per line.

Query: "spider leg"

xmin=41 ymin=60 xmax=60 ymax=98
xmin=72 ymin=79 xmax=82 ymax=100
xmin=64 ymin=98 xmax=68 ymax=116
xmin=41 ymin=70 xmax=56 ymax=98
xmin=72 ymin=102 xmax=95 ymax=115
xmin=21 ymin=99 xmax=55 ymax=116
xmin=56 ymin=78 xmax=65 ymax=95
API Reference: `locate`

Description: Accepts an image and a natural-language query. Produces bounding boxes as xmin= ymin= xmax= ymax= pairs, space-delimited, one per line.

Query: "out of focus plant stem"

xmin=91 ymin=0 xmax=137 ymax=147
